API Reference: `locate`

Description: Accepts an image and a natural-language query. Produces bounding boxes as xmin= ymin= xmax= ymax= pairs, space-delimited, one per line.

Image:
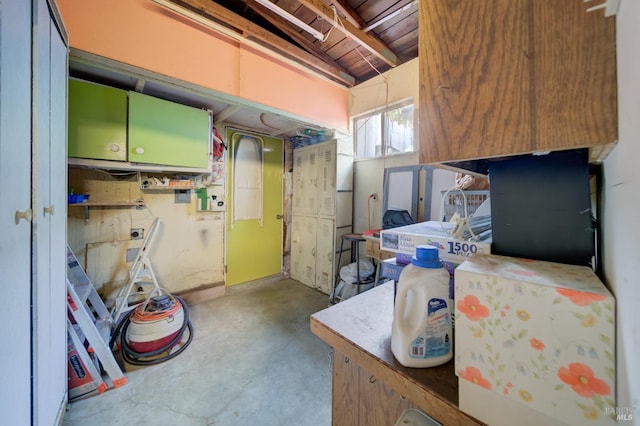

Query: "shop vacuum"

xmin=110 ymin=288 xmax=193 ymax=367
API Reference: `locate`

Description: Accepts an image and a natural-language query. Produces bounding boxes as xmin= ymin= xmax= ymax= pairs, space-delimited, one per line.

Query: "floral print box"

xmin=454 ymin=254 xmax=615 ymax=425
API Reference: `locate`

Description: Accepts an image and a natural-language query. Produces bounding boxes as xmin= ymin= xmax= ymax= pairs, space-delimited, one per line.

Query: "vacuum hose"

xmin=110 ymin=294 xmax=194 ymax=367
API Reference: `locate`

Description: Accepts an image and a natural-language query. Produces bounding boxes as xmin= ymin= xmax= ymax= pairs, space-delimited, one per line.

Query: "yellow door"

xmin=225 ymin=127 xmax=283 ymax=286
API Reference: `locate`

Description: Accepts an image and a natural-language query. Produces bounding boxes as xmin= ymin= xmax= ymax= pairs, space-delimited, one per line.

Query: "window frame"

xmin=352 ymin=99 xmax=415 ymax=161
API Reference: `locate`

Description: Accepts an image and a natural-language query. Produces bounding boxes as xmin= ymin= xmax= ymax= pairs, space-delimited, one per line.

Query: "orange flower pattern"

xmin=458 ymin=366 xmax=492 ymax=390
xmin=456 ymin=295 xmax=490 ymax=321
xmin=529 ymin=338 xmax=545 ymax=351
xmin=556 ymin=288 xmax=607 ymax=306
xmin=454 ymin=255 xmax=614 ymax=424
xmin=557 ymin=363 xmax=611 ymax=398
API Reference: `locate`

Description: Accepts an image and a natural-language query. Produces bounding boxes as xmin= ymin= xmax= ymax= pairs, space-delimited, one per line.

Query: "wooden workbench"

xmin=310 ymin=282 xmax=484 ymax=426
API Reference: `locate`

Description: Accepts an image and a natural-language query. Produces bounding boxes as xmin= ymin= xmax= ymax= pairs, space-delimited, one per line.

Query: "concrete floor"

xmin=63 ymin=279 xmax=333 ymax=426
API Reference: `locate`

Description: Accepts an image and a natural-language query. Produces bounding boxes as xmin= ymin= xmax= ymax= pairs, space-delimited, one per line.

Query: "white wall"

xmin=603 ymin=1 xmax=640 ymax=418
xmin=67 ymin=168 xmax=225 ymax=298
xmin=349 ymin=59 xmax=457 ymax=232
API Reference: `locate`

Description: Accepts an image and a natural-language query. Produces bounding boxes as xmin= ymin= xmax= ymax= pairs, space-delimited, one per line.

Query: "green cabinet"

xmin=128 ymin=91 xmax=209 ymax=169
xmin=68 ymin=79 xmax=127 ymax=161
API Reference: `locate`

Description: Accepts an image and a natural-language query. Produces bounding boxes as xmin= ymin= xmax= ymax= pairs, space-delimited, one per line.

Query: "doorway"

xmin=225 ymin=127 xmax=283 ymax=286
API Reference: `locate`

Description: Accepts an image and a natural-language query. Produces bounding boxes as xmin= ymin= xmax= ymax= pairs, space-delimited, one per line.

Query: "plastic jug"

xmin=391 ymin=245 xmax=453 ymax=368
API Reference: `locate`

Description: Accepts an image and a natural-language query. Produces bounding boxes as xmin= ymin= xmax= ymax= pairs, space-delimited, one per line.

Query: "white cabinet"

xmin=0 ymin=1 xmax=67 ymax=424
xmin=291 ymin=139 xmax=353 ymax=294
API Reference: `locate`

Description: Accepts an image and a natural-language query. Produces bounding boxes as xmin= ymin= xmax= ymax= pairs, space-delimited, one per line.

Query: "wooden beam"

xmin=238 ymin=0 xmax=355 ymax=80
xmin=170 ymin=0 xmax=356 ymax=86
xmin=297 ymin=0 xmax=398 ymax=67
xmin=329 ymin=0 xmax=366 ymax=29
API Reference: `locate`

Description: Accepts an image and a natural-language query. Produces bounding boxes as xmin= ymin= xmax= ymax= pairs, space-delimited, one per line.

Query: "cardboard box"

xmin=455 ymin=254 xmax=616 ymax=425
xmin=379 ymin=221 xmax=491 ymax=264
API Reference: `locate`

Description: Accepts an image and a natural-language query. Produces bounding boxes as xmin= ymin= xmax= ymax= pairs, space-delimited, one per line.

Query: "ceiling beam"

xmin=297 ymin=0 xmax=398 ymax=67
xmin=329 ymin=0 xmax=366 ymax=29
xmin=168 ymin=0 xmax=356 ymax=86
xmin=239 ymin=0 xmax=355 ymax=79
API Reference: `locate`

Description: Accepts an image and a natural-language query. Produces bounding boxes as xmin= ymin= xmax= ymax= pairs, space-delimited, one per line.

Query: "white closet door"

xmin=32 ymin=0 xmax=67 ymax=423
xmin=0 ymin=2 xmax=33 ymax=424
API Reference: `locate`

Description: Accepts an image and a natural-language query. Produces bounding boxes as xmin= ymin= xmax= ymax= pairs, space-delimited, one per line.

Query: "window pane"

xmin=385 ymin=104 xmax=414 ymax=155
xmin=355 ymin=114 xmax=381 ymax=159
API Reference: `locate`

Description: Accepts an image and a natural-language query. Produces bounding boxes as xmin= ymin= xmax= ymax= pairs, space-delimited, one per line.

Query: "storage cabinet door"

xmin=292 ymin=149 xmax=306 ymax=214
xmin=301 ymin=216 xmax=318 ymax=288
xmin=128 ymin=91 xmax=209 ymax=168
xmin=419 ymin=0 xmax=530 ymax=163
xmin=290 ymin=215 xmax=304 ymax=281
xmin=315 ymin=218 xmax=335 ymax=294
xmin=304 ymin=147 xmax=319 ymax=214
xmin=68 ymin=79 xmax=127 ymax=161
xmin=317 ymin=142 xmax=336 ymax=217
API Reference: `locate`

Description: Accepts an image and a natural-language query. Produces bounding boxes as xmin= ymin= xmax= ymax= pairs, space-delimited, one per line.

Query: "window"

xmin=354 ymin=101 xmax=414 ymax=159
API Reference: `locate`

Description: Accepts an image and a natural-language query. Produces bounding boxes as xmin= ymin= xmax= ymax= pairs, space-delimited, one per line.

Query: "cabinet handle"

xmin=311 ymin=248 xmax=316 ymax=256
xmin=344 ymin=356 xmax=350 ymax=363
xmin=135 ymin=147 xmax=145 ymax=155
xmin=110 ymin=144 xmax=120 ymax=152
xmin=369 ymin=376 xmax=376 ymax=384
xmin=15 ymin=208 xmax=32 ymax=225
xmin=43 ymin=205 xmax=55 ymax=216
xmin=276 ymin=214 xmax=283 ymax=220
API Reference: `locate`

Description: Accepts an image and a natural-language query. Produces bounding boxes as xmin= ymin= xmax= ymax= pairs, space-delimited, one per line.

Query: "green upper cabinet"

xmin=68 ymin=79 xmax=127 ymax=161
xmin=128 ymin=91 xmax=209 ymax=168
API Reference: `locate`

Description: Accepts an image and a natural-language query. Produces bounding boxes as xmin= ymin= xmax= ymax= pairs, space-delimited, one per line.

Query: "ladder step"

xmin=67 ymin=245 xmax=127 ymax=395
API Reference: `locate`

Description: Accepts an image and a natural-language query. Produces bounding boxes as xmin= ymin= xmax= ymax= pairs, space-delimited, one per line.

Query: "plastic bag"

xmin=339 ymin=260 xmax=374 ymax=284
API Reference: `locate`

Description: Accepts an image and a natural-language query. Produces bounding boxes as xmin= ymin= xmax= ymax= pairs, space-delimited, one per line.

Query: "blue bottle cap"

xmin=411 ymin=245 xmax=443 ymax=269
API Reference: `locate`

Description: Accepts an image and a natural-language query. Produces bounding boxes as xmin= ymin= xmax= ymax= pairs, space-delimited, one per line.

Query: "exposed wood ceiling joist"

xmin=171 ymin=0 xmax=357 ymax=86
xmin=296 ymin=0 xmax=399 ymax=67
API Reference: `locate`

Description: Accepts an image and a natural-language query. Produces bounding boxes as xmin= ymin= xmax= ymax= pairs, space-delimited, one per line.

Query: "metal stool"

xmin=331 ymin=233 xmax=367 ymax=303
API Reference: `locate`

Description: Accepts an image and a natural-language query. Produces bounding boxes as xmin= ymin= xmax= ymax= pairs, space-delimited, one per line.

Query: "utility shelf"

xmin=68 ymin=200 xmax=145 ymax=221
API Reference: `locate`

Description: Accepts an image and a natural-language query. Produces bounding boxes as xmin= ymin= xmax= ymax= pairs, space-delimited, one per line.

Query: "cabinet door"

xmin=419 ymin=0 xmax=616 ymax=164
xmin=317 ymin=142 xmax=337 ymax=217
xmin=315 ymin=218 xmax=335 ymax=294
xmin=419 ymin=0 xmax=530 ymax=163
xmin=292 ymin=149 xmax=306 ymax=214
xmin=128 ymin=91 xmax=209 ymax=168
xmin=358 ymin=372 xmax=414 ymax=426
xmin=68 ymin=79 xmax=127 ymax=161
xmin=0 ymin=1 xmax=33 ymax=423
xmin=305 ymin=147 xmax=319 ymax=214
xmin=301 ymin=216 xmax=318 ymax=288
xmin=532 ymin=0 xmax=616 ymax=150
xmin=33 ymin=0 xmax=67 ymax=423
xmin=332 ymin=351 xmax=360 ymax=425
xmin=290 ymin=215 xmax=304 ymax=281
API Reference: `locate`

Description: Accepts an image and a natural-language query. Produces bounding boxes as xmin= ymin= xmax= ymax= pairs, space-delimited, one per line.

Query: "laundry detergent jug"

xmin=391 ymin=245 xmax=452 ymax=368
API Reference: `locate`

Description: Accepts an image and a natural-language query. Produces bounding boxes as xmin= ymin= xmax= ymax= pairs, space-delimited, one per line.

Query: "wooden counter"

xmin=311 ymin=282 xmax=483 ymax=426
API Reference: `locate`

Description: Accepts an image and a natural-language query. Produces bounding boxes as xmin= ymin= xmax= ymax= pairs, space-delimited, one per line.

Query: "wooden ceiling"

xmin=166 ymin=0 xmax=419 ymax=86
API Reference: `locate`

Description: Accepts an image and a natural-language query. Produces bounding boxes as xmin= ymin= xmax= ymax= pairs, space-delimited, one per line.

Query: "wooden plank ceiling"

xmin=169 ymin=0 xmax=419 ymax=86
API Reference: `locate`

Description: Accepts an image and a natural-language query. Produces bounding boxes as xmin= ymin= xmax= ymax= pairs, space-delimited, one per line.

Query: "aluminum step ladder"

xmin=111 ymin=217 xmax=162 ymax=322
xmin=66 ymin=246 xmax=127 ymax=390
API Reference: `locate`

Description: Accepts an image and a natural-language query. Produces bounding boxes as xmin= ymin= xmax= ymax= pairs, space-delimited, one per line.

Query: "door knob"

xmin=135 ymin=147 xmax=145 ymax=155
xmin=44 ymin=205 xmax=55 ymax=216
xmin=276 ymin=214 xmax=283 ymax=220
xmin=15 ymin=208 xmax=32 ymax=225
xmin=110 ymin=144 xmax=120 ymax=152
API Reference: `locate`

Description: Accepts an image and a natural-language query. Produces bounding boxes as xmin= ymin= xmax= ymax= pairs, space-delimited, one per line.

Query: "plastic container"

xmin=391 ymin=245 xmax=453 ymax=368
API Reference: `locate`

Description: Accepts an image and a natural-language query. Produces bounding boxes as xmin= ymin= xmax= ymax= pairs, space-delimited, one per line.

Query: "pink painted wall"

xmin=57 ymin=0 xmax=348 ymax=130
